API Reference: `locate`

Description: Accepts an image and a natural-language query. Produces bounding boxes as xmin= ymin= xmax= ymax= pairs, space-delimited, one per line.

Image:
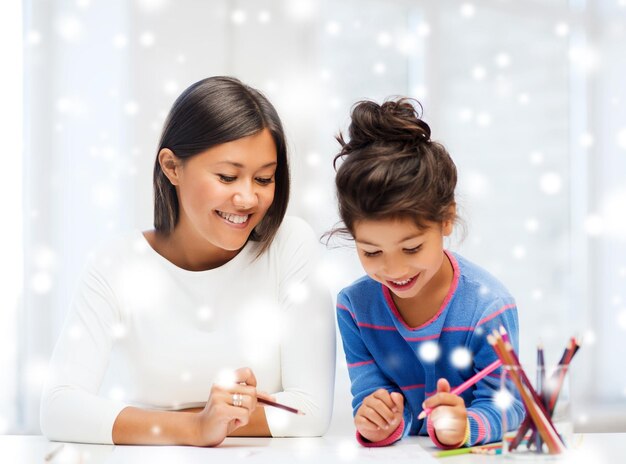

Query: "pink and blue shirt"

xmin=337 ymin=251 xmax=524 ymax=448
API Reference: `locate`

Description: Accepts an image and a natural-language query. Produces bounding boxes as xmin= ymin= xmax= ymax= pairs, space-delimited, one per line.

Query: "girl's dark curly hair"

xmin=330 ymin=98 xmax=457 ymax=238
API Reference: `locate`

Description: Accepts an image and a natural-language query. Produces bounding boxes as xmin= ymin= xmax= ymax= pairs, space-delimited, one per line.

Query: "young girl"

xmin=332 ymin=98 xmax=524 ymax=449
xmin=40 ymin=76 xmax=335 ymax=446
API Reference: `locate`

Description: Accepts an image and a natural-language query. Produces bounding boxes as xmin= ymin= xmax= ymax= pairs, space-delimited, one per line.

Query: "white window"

xmin=0 ymin=0 xmax=23 ymax=434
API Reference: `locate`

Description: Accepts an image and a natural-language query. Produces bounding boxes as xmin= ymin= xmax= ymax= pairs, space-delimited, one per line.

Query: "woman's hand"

xmin=355 ymin=389 xmax=404 ymax=443
xmin=422 ymin=378 xmax=468 ymax=446
xmin=192 ymin=367 xmax=260 ymax=446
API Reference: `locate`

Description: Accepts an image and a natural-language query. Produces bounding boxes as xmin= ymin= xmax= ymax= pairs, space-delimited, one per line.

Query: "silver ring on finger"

xmin=232 ymin=393 xmax=244 ymax=407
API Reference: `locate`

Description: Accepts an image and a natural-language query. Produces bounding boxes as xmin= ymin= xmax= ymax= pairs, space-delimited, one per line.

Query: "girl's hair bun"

xmin=331 ymin=96 xmax=458 ymax=235
xmin=345 ymin=98 xmax=431 ymax=149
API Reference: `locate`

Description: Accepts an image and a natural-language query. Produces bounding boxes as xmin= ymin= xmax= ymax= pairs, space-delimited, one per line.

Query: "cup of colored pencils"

xmin=490 ymin=328 xmax=579 ymax=458
xmin=544 ymin=364 xmax=574 ymax=446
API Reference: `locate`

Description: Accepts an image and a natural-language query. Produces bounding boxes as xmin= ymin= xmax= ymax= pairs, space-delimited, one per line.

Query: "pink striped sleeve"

xmin=467 ymin=410 xmax=487 ymax=443
xmin=356 ymin=419 xmax=405 ymax=447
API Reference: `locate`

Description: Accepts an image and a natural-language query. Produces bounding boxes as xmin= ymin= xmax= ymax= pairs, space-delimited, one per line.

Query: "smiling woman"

xmin=147 ymin=129 xmax=279 ymax=270
xmin=151 ymin=76 xmax=290 ymax=262
xmin=39 ymin=76 xmax=336 ymax=446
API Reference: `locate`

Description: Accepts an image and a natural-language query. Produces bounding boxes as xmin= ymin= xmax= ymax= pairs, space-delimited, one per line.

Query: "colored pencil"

xmin=496 ymin=330 xmax=554 ymax=421
xmin=499 ymin=335 xmax=563 ymax=453
xmin=535 ymin=344 xmax=545 ymax=451
xmin=471 ymin=447 xmax=503 ymax=455
xmin=497 ymin=328 xmax=562 ymax=441
xmin=417 ymin=359 xmax=502 ymax=420
xmin=538 ymin=343 xmax=546 ymax=404
xmin=257 ymin=397 xmax=305 ymax=415
xmin=511 ymin=337 xmax=579 ymax=451
xmin=44 ymin=444 xmax=64 ymax=462
xmin=547 ymin=338 xmax=579 ymax=413
xmin=434 ymin=443 xmax=501 ymax=458
xmin=434 ymin=447 xmax=474 ymax=458
xmin=523 ymin=345 xmax=547 ymax=452
xmin=488 ymin=332 xmax=565 ymax=454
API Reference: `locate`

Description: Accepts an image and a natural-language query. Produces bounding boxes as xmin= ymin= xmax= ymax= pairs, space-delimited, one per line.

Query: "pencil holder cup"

xmin=544 ymin=365 xmax=573 ymax=447
xmin=498 ymin=364 xmax=572 ymax=460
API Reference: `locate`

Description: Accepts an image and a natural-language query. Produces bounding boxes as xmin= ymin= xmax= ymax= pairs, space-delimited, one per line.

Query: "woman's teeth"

xmin=217 ymin=211 xmax=249 ymax=224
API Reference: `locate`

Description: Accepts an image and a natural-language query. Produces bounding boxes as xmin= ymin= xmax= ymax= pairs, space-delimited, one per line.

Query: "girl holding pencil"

xmin=331 ymin=98 xmax=525 ymax=449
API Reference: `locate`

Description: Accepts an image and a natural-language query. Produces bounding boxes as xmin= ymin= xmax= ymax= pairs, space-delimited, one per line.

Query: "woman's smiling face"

xmin=172 ymin=128 xmax=277 ymax=252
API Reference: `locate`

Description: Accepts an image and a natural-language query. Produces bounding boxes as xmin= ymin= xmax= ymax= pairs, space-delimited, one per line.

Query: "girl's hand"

xmin=422 ymin=378 xmax=468 ymax=446
xmin=355 ymin=389 xmax=404 ymax=443
xmin=192 ymin=367 xmax=259 ymax=446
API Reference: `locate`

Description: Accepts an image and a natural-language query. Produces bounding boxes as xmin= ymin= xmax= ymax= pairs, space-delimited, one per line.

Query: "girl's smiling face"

xmin=353 ymin=216 xmax=453 ymax=301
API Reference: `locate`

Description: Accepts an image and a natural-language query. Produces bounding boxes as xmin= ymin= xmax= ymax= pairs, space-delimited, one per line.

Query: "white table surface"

xmin=1 ymin=433 xmax=623 ymax=463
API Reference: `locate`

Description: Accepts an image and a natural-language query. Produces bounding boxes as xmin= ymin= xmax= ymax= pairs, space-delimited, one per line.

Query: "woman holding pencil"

xmin=330 ymin=98 xmax=525 ymax=449
xmin=40 ymin=77 xmax=336 ymax=446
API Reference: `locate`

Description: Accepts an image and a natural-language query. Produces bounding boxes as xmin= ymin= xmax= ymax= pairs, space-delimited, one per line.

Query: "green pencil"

xmin=434 ymin=447 xmax=473 ymax=458
xmin=434 ymin=444 xmax=502 ymax=458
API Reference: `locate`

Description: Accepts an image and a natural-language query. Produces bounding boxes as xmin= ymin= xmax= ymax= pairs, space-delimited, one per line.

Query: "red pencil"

xmin=258 ymin=397 xmax=305 ymax=415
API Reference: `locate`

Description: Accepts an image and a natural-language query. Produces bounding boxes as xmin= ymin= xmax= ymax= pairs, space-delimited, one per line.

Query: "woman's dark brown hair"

xmin=331 ymin=98 xmax=457 ymax=237
xmin=153 ymin=76 xmax=289 ymax=256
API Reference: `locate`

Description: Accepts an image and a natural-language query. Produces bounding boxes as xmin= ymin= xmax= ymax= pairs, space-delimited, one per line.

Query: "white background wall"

xmin=2 ymin=0 xmax=626 ymax=434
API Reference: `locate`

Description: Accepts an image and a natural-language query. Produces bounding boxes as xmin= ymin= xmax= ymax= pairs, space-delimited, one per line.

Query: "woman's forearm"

xmin=112 ymin=406 xmax=200 ymax=445
xmin=112 ymin=404 xmax=271 ymax=446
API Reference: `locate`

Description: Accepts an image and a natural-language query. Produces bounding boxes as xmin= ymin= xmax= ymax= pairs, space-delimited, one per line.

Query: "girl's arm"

xmin=336 ymin=293 xmax=411 ymax=446
xmin=429 ymin=299 xmax=525 ymax=448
